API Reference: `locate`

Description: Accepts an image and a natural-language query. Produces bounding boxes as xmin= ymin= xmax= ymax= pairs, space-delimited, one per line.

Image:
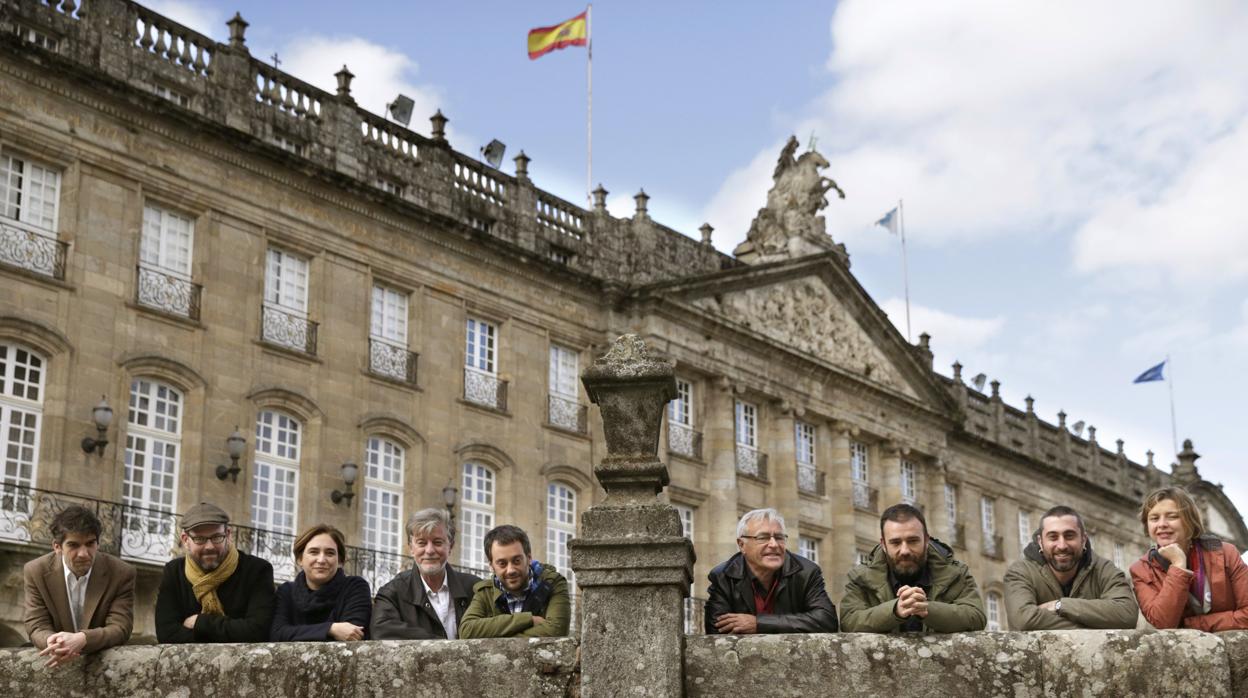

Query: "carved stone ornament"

xmin=733 ymin=135 xmax=846 ymax=263
xmin=692 ymin=278 xmax=914 ymax=397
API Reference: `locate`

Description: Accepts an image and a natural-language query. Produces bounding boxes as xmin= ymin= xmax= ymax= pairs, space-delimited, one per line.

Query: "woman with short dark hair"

xmin=271 ymin=524 xmax=372 ymax=641
xmin=1130 ymin=487 xmax=1248 ymax=631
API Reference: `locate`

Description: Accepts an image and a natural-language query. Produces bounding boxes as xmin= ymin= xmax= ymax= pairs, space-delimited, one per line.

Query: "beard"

xmin=417 ymin=559 xmax=446 ymax=576
xmin=1045 ymin=548 xmax=1081 ymax=573
xmin=887 ymin=552 xmax=924 ymax=578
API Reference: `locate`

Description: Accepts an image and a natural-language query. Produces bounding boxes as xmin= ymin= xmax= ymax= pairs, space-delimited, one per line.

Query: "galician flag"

xmin=875 ymin=207 xmax=899 ymax=234
xmin=1133 ymin=360 xmax=1166 ymax=383
xmin=528 ymin=11 xmax=588 ymax=60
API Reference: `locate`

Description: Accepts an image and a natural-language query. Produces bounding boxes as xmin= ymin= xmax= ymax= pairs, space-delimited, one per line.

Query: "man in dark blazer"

xmin=24 ymin=505 xmax=135 ymax=667
xmin=154 ymin=501 xmax=275 ymax=643
xmin=371 ymin=508 xmax=482 ymax=639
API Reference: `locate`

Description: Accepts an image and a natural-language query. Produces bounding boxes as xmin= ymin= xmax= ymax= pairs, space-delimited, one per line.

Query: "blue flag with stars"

xmin=1133 ymin=360 xmax=1166 ymax=383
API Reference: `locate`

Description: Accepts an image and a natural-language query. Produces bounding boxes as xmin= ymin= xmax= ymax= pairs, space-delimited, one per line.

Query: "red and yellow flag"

xmin=527 ymin=11 xmax=588 ymax=60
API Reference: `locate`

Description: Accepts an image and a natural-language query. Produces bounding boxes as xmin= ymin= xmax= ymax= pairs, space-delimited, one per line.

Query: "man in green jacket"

xmin=459 ymin=524 xmax=571 ymax=638
xmin=1004 ymin=505 xmax=1138 ymax=630
xmin=841 ymin=503 xmax=985 ymax=633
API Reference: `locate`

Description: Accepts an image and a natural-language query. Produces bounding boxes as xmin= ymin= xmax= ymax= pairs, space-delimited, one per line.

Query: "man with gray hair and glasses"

xmin=371 ymin=507 xmax=483 ymax=639
xmin=705 ymin=508 xmax=838 ymax=634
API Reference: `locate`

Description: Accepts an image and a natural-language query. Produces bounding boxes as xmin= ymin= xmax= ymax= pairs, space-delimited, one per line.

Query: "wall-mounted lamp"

xmin=80 ymin=396 xmax=114 ymax=455
xmin=331 ymin=461 xmax=359 ymax=506
xmin=215 ymin=428 xmax=248 ymax=482
xmin=442 ymin=480 xmax=459 ymax=519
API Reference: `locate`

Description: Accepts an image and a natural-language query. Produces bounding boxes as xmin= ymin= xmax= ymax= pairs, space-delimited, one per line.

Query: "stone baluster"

xmin=571 ymin=335 xmax=694 ymax=697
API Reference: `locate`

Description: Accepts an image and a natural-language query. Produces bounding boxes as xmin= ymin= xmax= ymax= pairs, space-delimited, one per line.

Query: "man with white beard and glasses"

xmin=1004 ymin=505 xmax=1138 ymax=630
xmin=371 ymin=508 xmax=482 ymax=639
xmin=841 ymin=503 xmax=985 ymax=633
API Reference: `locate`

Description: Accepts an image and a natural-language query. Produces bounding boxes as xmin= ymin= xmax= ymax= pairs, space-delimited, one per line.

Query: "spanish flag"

xmin=528 ymin=11 xmax=588 ymax=60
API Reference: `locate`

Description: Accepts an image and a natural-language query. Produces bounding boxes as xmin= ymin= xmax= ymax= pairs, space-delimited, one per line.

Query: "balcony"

xmin=369 ymin=337 xmax=419 ymax=385
xmin=547 ymin=394 xmax=587 ymax=434
xmin=852 ymin=480 xmax=879 ymax=513
xmin=797 ymin=463 xmax=826 ymax=496
xmin=135 ymin=264 xmax=202 ymax=320
xmin=668 ymin=423 xmax=703 ymax=460
xmin=261 ymin=304 xmax=318 ymax=355
xmin=0 ymin=218 xmax=67 ymax=280
xmin=735 ymin=445 xmax=768 ymax=480
xmin=983 ymin=533 xmax=1005 ymax=560
xmin=464 ymin=367 xmax=508 ymax=411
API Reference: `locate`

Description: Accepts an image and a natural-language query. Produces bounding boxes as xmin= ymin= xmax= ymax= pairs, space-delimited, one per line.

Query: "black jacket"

xmin=705 ymin=551 xmax=839 ymax=633
xmin=370 ymin=565 xmax=481 ymax=640
xmin=155 ymin=549 xmax=276 ymax=643
xmin=271 ymin=571 xmax=373 ymax=641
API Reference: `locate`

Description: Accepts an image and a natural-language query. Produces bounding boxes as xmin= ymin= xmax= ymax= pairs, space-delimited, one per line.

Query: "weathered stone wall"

xmin=0 ymin=639 xmax=579 ymax=698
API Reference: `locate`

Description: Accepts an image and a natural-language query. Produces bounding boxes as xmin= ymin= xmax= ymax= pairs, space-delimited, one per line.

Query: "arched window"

xmin=546 ymin=483 xmax=576 ymax=585
xmin=122 ymin=378 xmax=182 ymax=561
xmin=252 ymin=410 xmax=301 ymax=535
xmin=986 ymin=591 xmax=1004 ymax=631
xmin=459 ymin=461 xmax=495 ymax=574
xmin=0 ymin=342 xmax=45 ymax=539
xmin=362 ymin=436 xmax=404 ymax=554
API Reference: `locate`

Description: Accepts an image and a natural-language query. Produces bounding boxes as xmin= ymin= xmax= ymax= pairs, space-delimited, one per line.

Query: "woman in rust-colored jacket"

xmin=1129 ymin=486 xmax=1248 ymax=631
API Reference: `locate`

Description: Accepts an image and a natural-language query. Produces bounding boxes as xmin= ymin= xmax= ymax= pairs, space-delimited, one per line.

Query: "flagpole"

xmin=1166 ymin=354 xmax=1178 ymax=457
xmin=586 ymin=4 xmax=593 ymax=204
xmin=899 ymin=198 xmax=912 ymax=342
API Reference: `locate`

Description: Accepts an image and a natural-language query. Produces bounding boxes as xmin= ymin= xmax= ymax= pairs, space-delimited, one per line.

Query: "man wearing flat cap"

xmin=154 ymin=502 xmax=276 ymax=643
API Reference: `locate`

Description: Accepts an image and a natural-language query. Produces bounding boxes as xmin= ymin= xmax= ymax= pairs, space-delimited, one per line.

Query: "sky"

xmin=150 ymin=1 xmax=1248 ymax=522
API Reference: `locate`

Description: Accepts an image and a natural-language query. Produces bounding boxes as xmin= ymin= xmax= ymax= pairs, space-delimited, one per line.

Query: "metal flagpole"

xmin=1166 ymin=354 xmax=1178 ymax=456
xmin=899 ymin=199 xmax=912 ymax=342
xmin=586 ymin=4 xmax=592 ymax=204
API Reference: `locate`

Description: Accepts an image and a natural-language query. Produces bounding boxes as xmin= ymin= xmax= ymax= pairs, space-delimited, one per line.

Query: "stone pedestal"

xmin=570 ymin=335 xmax=695 ymax=698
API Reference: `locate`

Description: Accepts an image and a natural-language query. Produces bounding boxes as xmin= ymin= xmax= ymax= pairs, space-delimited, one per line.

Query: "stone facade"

xmin=0 ymin=0 xmax=1245 ymax=648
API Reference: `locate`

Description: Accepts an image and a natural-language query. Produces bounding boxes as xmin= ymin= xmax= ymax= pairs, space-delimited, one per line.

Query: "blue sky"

xmin=152 ymin=1 xmax=1248 ymax=521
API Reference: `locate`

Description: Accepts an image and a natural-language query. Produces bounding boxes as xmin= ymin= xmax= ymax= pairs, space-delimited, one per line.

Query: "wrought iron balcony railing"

xmin=797 ymin=464 xmax=826 ymax=496
xmin=135 ymin=264 xmax=202 ymax=320
xmin=464 ymin=367 xmax=507 ymax=411
xmin=735 ymin=445 xmax=768 ymax=480
xmin=369 ymin=337 xmax=419 ymax=385
xmin=668 ymin=423 xmax=703 ymax=460
xmin=547 ymin=394 xmax=587 ymax=434
xmin=0 ymin=218 xmax=67 ymax=280
xmin=261 ymin=304 xmax=318 ymax=355
xmin=852 ymin=480 xmax=879 ymax=513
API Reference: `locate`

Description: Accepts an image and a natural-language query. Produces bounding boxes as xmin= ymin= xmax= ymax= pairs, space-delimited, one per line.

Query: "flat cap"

xmin=181 ymin=501 xmax=230 ymax=530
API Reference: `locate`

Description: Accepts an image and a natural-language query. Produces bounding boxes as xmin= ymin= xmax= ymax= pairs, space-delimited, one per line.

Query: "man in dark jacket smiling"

xmin=154 ymin=502 xmax=275 ymax=643
xmin=704 ymin=508 xmax=838 ymax=634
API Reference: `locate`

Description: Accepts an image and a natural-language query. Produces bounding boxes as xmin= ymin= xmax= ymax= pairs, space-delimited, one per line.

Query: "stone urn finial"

xmin=430 ymin=110 xmax=448 ymax=144
xmin=227 ymin=13 xmax=249 ymax=50
xmin=335 ymin=65 xmax=354 ymax=99
xmin=592 ymin=184 xmax=609 ymax=213
xmin=513 ymin=150 xmax=530 ymax=180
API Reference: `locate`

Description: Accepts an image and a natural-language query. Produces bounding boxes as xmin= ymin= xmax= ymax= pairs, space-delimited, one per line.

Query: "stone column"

xmin=769 ymin=404 xmax=800 ymax=538
xmin=827 ymin=423 xmax=856 ymax=579
xmin=570 ymin=335 xmax=695 ymax=698
xmin=704 ymin=376 xmax=740 ymax=565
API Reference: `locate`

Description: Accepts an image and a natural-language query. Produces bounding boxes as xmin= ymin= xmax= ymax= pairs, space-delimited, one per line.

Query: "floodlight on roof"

xmin=1072 ymin=420 xmax=1085 ymax=437
xmin=480 ymin=139 xmax=506 ymax=169
xmin=971 ymin=373 xmax=988 ymax=392
xmin=386 ymin=94 xmax=414 ymax=126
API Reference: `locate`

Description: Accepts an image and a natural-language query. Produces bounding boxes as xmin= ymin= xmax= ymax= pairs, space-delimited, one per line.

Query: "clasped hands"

xmin=894 ymin=585 xmax=928 ymax=619
xmin=39 ymin=631 xmax=87 ymax=668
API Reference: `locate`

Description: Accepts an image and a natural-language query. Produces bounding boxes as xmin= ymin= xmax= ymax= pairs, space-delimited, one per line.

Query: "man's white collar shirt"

xmin=421 ymin=573 xmax=457 ymax=639
xmin=61 ymin=557 xmax=93 ymax=632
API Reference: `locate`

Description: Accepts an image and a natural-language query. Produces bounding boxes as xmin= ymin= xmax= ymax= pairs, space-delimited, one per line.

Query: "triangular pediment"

xmin=632 ymin=252 xmax=956 ymax=413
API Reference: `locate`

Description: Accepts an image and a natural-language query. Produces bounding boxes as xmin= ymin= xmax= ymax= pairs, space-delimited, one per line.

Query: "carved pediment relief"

xmin=691 ymin=277 xmax=916 ymax=398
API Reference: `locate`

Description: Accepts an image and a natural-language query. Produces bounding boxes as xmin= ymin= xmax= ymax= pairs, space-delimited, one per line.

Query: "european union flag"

xmin=1133 ymin=360 xmax=1166 ymax=383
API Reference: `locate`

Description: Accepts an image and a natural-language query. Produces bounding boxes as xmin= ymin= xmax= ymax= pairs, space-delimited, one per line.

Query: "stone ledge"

xmin=0 ymin=638 xmax=579 ymax=698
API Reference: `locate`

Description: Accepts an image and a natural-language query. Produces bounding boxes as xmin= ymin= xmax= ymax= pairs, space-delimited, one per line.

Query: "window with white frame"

xmin=669 ymin=378 xmax=692 ymax=426
xmin=13 ymin=25 xmax=59 ymax=51
xmin=981 ymin=496 xmax=996 ymax=537
xmin=122 ymin=379 xmax=181 ymax=517
xmin=0 ymin=343 xmax=45 ymax=508
xmin=465 ymin=318 xmax=496 ymax=374
xmin=548 ymin=345 xmax=578 ymax=398
xmin=140 ymin=204 xmax=194 ymax=278
xmin=460 ymin=461 xmax=495 ymax=573
xmin=1018 ymin=509 xmax=1032 ymax=551
xmin=900 ymin=460 xmax=918 ymax=504
xmin=945 ymin=483 xmax=959 ymax=539
xmin=1113 ymin=542 xmax=1125 ymax=570
xmin=734 ymin=401 xmax=757 ymax=448
xmin=264 ymin=248 xmax=309 ymax=315
xmin=371 ymin=285 xmax=408 ymax=345
xmin=675 ymin=504 xmax=694 ymax=540
xmin=795 ymin=422 xmax=815 ymax=466
xmin=252 ymin=410 xmax=301 ymax=536
xmin=799 ymin=536 xmax=819 ymax=564
xmin=851 ymin=441 xmax=869 ymax=482
xmin=986 ymin=592 xmax=1003 ymax=630
xmin=855 ymin=549 xmax=871 ymax=566
xmin=1 ymin=151 xmax=60 ymax=233
xmin=546 ymin=483 xmax=576 ymax=585
xmin=362 ymin=436 xmax=404 ymax=554
xmin=152 ymin=84 xmax=189 ymax=107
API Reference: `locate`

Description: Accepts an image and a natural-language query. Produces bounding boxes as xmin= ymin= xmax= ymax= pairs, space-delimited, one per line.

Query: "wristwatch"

xmin=1054 ymin=599 xmax=1063 ymax=615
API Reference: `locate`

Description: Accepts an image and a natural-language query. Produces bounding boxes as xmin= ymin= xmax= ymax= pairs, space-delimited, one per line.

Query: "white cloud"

xmin=702 ymin=1 xmax=1248 ymax=283
xmin=143 ymin=0 xmax=223 ymax=38
xmin=879 ymin=298 xmax=1003 ymax=366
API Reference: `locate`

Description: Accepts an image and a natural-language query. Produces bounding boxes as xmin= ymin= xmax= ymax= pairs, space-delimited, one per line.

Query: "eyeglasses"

xmin=187 ymin=533 xmax=227 ymax=546
xmin=740 ymin=533 xmax=788 ymax=544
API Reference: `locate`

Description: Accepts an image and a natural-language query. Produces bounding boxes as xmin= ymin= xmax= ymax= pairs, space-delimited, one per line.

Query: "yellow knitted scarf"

xmin=184 ymin=544 xmax=239 ymax=616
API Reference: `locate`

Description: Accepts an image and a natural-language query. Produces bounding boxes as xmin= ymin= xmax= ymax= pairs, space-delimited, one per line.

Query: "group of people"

xmin=23 ymin=502 xmax=568 ymax=667
xmin=704 ymin=486 xmax=1247 ymax=635
xmin=22 ymin=485 xmax=1247 ymax=668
